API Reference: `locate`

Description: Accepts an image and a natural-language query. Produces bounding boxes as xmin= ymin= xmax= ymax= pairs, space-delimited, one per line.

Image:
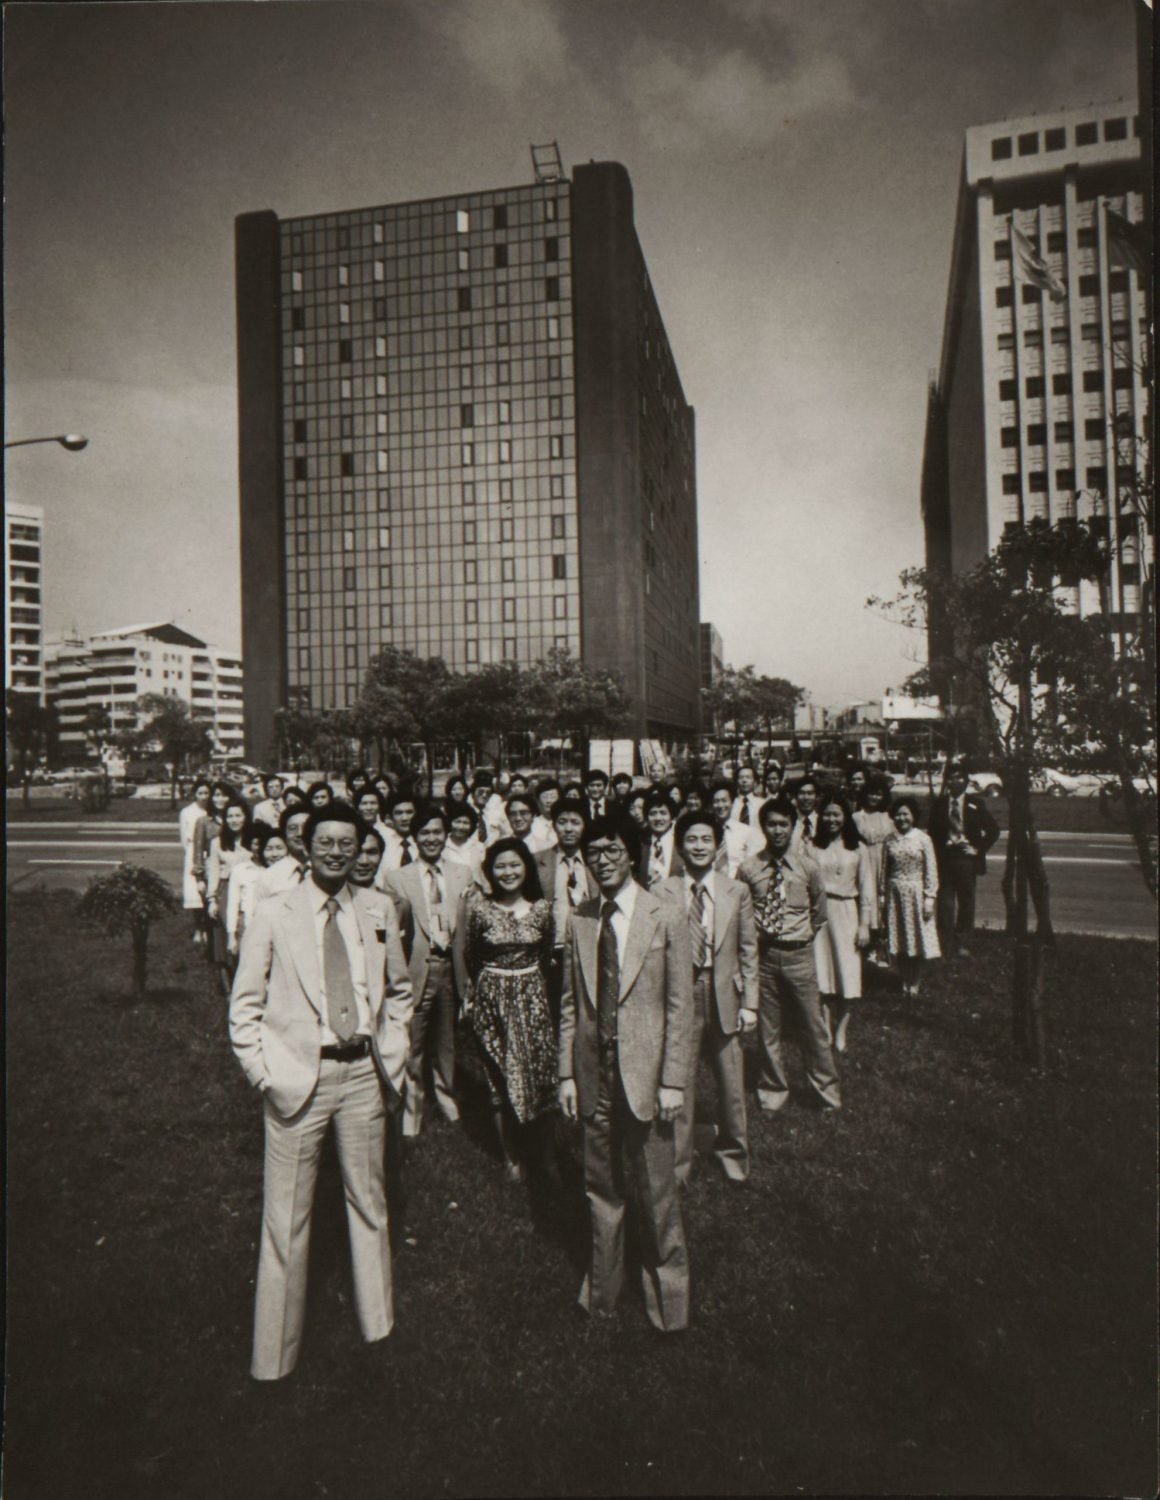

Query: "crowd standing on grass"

xmin=174 ymin=755 xmax=1001 ymax=1375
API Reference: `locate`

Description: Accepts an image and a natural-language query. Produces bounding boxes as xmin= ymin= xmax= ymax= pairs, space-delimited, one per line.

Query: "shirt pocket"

xmin=784 ymin=877 xmax=810 ymax=911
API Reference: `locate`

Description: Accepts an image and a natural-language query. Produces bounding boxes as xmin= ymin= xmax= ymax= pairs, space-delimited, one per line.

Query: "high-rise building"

xmin=922 ymin=101 xmax=1150 ymax=665
xmin=699 ymin=622 xmax=724 ymax=692
xmin=45 ymin=622 xmax=244 ymax=764
xmin=236 ymin=160 xmax=700 ymax=762
xmin=6 ymin=500 xmax=45 ymax=702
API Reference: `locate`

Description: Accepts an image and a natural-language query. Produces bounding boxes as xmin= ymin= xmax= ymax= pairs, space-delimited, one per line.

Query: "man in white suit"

xmin=384 ymin=805 xmax=474 ymax=1137
xmin=229 ymin=802 xmax=413 ymax=1381
xmin=558 ymin=814 xmax=694 ymax=1332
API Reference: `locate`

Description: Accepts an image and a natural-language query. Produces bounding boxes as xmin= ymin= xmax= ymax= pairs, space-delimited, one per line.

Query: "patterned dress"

xmin=463 ymin=892 xmax=557 ymax=1123
xmin=880 ymin=829 xmax=941 ymax=959
xmin=853 ymin=809 xmax=895 ymax=928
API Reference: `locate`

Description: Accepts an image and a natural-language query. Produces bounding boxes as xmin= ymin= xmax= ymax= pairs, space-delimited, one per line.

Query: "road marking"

xmin=29 ymin=858 xmax=126 ymax=866
xmin=9 ymin=840 xmax=178 ymax=850
xmin=1039 ymin=855 xmax=1136 ymax=866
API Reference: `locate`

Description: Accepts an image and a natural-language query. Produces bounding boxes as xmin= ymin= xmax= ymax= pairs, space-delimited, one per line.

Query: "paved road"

xmin=7 ymin=821 xmax=1156 ymax=941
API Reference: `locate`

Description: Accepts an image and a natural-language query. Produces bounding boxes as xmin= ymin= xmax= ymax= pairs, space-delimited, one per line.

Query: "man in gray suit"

xmin=384 ymin=805 xmax=474 ymax=1137
xmin=657 ymin=809 xmax=758 ymax=1185
xmin=558 ymin=814 xmax=694 ymax=1332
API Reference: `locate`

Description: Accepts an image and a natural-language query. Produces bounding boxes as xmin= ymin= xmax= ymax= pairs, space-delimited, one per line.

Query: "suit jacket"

xmin=535 ymin=845 xmax=600 ymax=947
xmin=655 ymin=872 xmax=759 ymax=1032
xmin=636 ymin=830 xmax=687 ymax=888
xmin=229 ymin=880 xmax=413 ymax=1118
xmin=384 ymin=859 xmax=474 ymax=998
xmin=559 ymin=882 xmax=694 ymax=1122
xmin=928 ymin=793 xmax=1000 ymax=872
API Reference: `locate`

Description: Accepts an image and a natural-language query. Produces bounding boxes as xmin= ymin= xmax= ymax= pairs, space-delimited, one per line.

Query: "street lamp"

xmin=4 ymin=434 xmax=89 ymax=452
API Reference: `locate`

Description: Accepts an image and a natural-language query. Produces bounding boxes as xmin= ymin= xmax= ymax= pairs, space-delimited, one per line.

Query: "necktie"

xmin=739 ymin=795 xmax=750 ymax=825
xmin=949 ymin=796 xmax=964 ymax=838
xmin=690 ymin=883 xmax=708 ymax=968
xmin=427 ymin=864 xmax=446 ymax=947
xmin=323 ymin=898 xmax=357 ymax=1041
xmin=800 ymin=814 xmax=812 ymax=846
xmin=650 ymin=837 xmax=665 ymax=880
xmin=567 ymin=859 xmax=583 ymax=906
xmin=400 ymin=840 xmax=413 ymax=867
xmin=755 ymin=862 xmax=787 ymax=937
xmin=597 ymin=900 xmax=620 ymax=1053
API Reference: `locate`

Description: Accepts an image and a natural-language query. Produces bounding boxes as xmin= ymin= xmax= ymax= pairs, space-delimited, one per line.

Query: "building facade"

xmin=45 ymin=623 xmax=244 ymax=764
xmin=6 ymin=501 xmax=45 ymax=702
xmin=922 ymin=101 xmax=1150 ymax=669
xmin=236 ymin=160 xmax=699 ymax=761
xmin=699 ymin=622 xmax=724 ymax=693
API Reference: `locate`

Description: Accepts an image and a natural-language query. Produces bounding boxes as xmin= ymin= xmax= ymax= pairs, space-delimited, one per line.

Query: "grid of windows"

xmin=276 ymin=184 xmax=581 ymax=706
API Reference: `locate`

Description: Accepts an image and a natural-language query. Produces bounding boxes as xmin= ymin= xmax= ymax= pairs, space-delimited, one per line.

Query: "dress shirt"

xmin=481 ymin=793 xmax=511 ymax=842
xmin=944 ymin=793 xmax=972 ymax=851
xmin=530 ymin=815 xmax=558 ymax=850
xmin=254 ymin=854 xmax=305 ymax=902
xmin=810 ymin=841 xmax=875 ymax=927
xmin=682 ymin=870 xmax=716 ymax=961
xmin=375 ymin=827 xmax=419 ymax=880
xmin=721 ymin=821 xmax=763 ymax=877
xmin=586 ymin=795 xmax=607 ymax=820
xmin=553 ymin=848 xmax=589 ymax=944
xmin=252 ymin=797 xmax=285 ymax=829
xmin=742 ymin=849 xmax=827 ymax=942
xmin=730 ymin=792 xmax=766 ymax=826
xmin=444 ymin=837 xmax=485 ymax=878
xmin=792 ymin=811 xmax=818 ymax=851
xmin=598 ymin=877 xmax=639 ymax=966
xmin=419 ymin=857 xmax=451 ymax=951
xmin=647 ymin=826 xmax=675 ymax=882
xmin=308 ymin=878 xmax=372 ymax=1045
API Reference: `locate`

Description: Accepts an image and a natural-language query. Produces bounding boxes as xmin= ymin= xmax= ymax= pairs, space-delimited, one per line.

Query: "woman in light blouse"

xmin=811 ymin=795 xmax=875 ymax=1053
xmin=854 ymin=773 xmax=895 ymax=967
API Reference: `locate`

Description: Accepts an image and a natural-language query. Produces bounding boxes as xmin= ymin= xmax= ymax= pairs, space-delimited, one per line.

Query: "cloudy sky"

xmin=5 ymin=0 xmax=1138 ymax=706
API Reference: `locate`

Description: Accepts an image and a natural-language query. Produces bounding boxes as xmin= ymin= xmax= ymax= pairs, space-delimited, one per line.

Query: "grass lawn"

xmin=6 ymin=894 xmax=1156 ymax=1498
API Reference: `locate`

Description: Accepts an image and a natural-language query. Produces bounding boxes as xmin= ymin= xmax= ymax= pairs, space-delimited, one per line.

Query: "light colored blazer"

xmin=534 ymin=845 xmax=599 ymax=948
xmin=559 ymin=882 xmax=694 ymax=1123
xmin=229 ymin=880 xmax=413 ymax=1118
xmin=384 ymin=859 xmax=474 ymax=998
xmin=655 ymin=872 xmax=759 ymax=1032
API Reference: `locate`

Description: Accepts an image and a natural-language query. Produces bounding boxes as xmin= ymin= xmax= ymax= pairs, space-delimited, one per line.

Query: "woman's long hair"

xmin=814 ymin=794 xmax=862 ymax=851
xmin=482 ymin=836 xmax=544 ymax=901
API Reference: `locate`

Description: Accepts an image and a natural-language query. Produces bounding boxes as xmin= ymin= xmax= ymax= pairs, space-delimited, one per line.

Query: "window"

xmin=994 ymin=241 xmax=1012 ymax=261
xmin=456 ymin=209 xmax=470 ymax=233
xmin=376 ymin=374 xmax=387 ymax=395
xmin=1078 ymin=274 xmax=1100 ymax=296
xmin=498 ymin=400 xmax=511 ymax=423
xmin=1076 ymin=227 xmax=1097 ymax=248
xmin=340 ymin=452 xmax=354 ymax=477
xmin=1085 ymin=465 xmax=1107 ymax=488
xmin=380 ymin=603 xmax=392 ymax=627
xmin=499 ymin=439 xmax=511 ymax=463
xmin=376 ymin=412 xmax=388 ymax=435
xmin=1045 ymin=126 xmax=1066 ymax=151
xmin=1046 ymin=230 xmax=1066 ymax=253
xmin=294 ymin=456 xmax=308 ymax=480
xmin=459 ymin=327 xmax=473 ymax=351
xmin=339 ymin=339 xmax=352 ymax=363
xmin=547 ymin=315 xmax=560 ymax=339
xmin=497 ymin=362 xmax=510 ymax=385
xmin=458 ymin=247 xmax=470 ymax=272
xmin=1002 ymin=473 xmax=1022 ymax=496
xmin=378 ymin=527 xmax=391 ymax=549
xmin=1054 ymin=420 xmax=1074 ymax=443
xmin=995 ymin=286 xmax=1014 ymax=308
xmin=1018 ymin=131 xmax=1039 ymax=155
xmin=501 ymin=558 xmax=514 ymax=582
xmin=550 ymin=474 xmax=564 ymax=498
xmin=545 ymin=197 xmax=558 ymax=222
xmin=465 ymin=640 xmax=478 ymax=663
xmin=465 ymin=600 xmax=477 ymax=624
xmin=462 ymin=443 xmax=474 ymax=466
xmin=374 ymin=298 xmax=387 ymax=321
xmin=338 ymin=265 xmax=349 ymax=286
xmin=502 ymin=598 xmax=515 ymax=622
xmin=291 ymin=269 xmax=303 ymax=292
xmin=375 ymin=336 xmax=386 ymax=357
xmin=496 ymin=322 xmax=509 ymax=345
xmin=552 ymin=555 xmax=567 ymax=580
xmin=374 ymin=260 xmax=384 ymax=281
xmin=1021 ymin=284 xmax=1041 ymax=304
xmin=464 ymin=561 xmax=477 ymax=585
xmin=461 ymin=403 xmax=474 ymax=428
xmin=999 ymin=377 xmax=1018 ymax=400
xmin=551 ymin=514 xmax=565 ymax=539
xmin=1082 ymin=370 xmax=1104 ymax=392
xmin=496 ymin=282 xmax=508 ymax=306
xmin=291 ymin=306 xmax=304 ymax=331
xmin=1001 ymin=426 xmax=1019 ymax=449
xmin=1025 ymin=376 xmax=1045 ymax=397
xmin=553 ymin=596 xmax=566 ymax=620
xmin=545 ymin=277 xmax=560 ymax=301
xmin=500 ymin=517 xmax=514 ymax=542
xmin=339 ymin=302 xmax=350 ymax=324
xmin=494 ymin=244 xmax=508 ymax=269
xmin=1052 ymin=372 xmax=1071 ymax=395
xmin=1075 ymin=121 xmax=1098 ymax=146
xmin=545 ymin=237 xmax=559 ymax=262
xmin=293 ymin=346 xmax=305 ymax=368
xmin=294 ymin=418 xmax=308 ymax=442
xmin=463 ymin=521 xmax=476 ymax=544
xmin=549 ymin=434 xmax=563 ymax=459
xmin=343 ymin=528 xmax=355 ymax=551
xmin=991 ymin=136 xmax=1013 ymax=160
xmin=499 ymin=478 xmax=513 ymax=501
xmin=1050 ymin=327 xmax=1069 ymax=345
xmin=493 ymin=205 xmax=508 ymax=230
xmin=1112 ymin=367 xmax=1133 ymax=391
xmin=1055 ymin=468 xmax=1076 ymax=489
xmin=344 ymin=567 xmax=356 ymax=590
xmin=1108 ymin=270 xmax=1128 ymax=292
xmin=458 ymin=286 xmax=472 ymax=312
xmin=463 ymin=482 xmax=476 ymax=506
xmin=460 ymin=365 xmax=473 ymax=389
xmin=344 ymin=605 xmax=356 ymax=629
xmin=1104 ymin=116 xmax=1128 ymax=142
xmin=1027 ymin=423 xmax=1047 ymax=445
xmin=503 ymin=639 xmax=517 ymax=661
xmin=1084 ymin=417 xmax=1104 ymax=439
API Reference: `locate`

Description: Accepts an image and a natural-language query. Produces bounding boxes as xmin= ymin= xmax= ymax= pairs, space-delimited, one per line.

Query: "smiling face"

xmin=211 ymin=787 xmax=231 ymax=814
xmin=711 ymin=787 xmax=733 ymax=822
xmin=349 ymin=835 xmax=383 ymax=887
xmin=821 ymin=802 xmax=846 ymax=839
xmin=391 ymin=800 xmax=415 ymax=836
xmin=449 ymin=813 xmax=474 ymax=844
xmin=647 ymin=803 xmax=673 ymax=835
xmin=555 ymin=808 xmax=585 ymax=853
xmin=585 ymin=834 xmax=631 ymax=894
xmin=737 ymin=768 xmax=756 ymax=795
xmin=587 ymin=776 xmax=608 ymax=801
xmin=490 ymin=849 xmax=527 ymax=895
xmin=308 ymin=818 xmax=361 ymax=885
xmin=507 ymin=800 xmax=534 ymax=837
xmin=225 ymin=805 xmax=247 ymax=834
xmin=679 ymin=821 xmax=718 ymax=873
xmin=415 ymin=815 xmax=448 ymax=862
xmin=761 ymin=810 xmax=794 ymax=856
xmin=262 ymin=834 xmax=288 ymax=867
xmin=356 ymin=792 xmax=381 ymax=826
xmin=796 ymin=783 xmax=818 ymax=815
xmin=892 ymin=803 xmax=915 ymax=834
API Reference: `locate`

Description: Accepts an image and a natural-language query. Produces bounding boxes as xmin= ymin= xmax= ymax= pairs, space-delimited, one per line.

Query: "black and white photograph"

xmin=4 ymin=0 xmax=1156 ymax=1494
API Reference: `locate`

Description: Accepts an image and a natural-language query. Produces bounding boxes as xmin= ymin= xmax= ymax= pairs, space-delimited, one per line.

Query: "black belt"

xmin=320 ymin=1037 xmax=371 ymax=1061
xmin=760 ymin=938 xmax=811 ymax=951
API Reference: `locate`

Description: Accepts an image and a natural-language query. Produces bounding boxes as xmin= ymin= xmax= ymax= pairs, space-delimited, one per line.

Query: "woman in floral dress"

xmin=455 ymin=838 xmax=558 ymax=1182
xmin=879 ymin=797 xmax=941 ymax=997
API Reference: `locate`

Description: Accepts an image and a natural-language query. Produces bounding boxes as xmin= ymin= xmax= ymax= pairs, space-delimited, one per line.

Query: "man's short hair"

xmin=534 ymin=777 xmax=560 ymax=799
xmin=471 ymin=771 xmax=494 ymax=790
xmin=446 ymin=802 xmax=479 ymax=832
xmin=581 ymin=812 xmax=643 ymax=867
xmin=263 ymin=773 xmax=284 ymax=792
xmin=302 ymin=800 xmax=367 ymax=852
xmin=611 ymin=772 xmax=634 ymax=791
xmin=387 ymin=790 xmax=417 ymax=814
xmin=675 ymin=809 xmax=724 ymax=847
xmin=361 ymin=826 xmax=386 ymax=856
xmin=552 ymin=797 xmax=590 ymax=829
xmin=279 ymin=803 xmax=310 ymax=837
xmin=559 ymin=781 xmax=585 ymax=800
xmin=412 ymin=802 xmax=450 ymax=833
xmin=759 ymin=796 xmax=798 ymax=830
xmin=796 ymin=776 xmax=820 ymax=795
xmin=644 ymin=789 xmax=678 ymax=816
xmin=583 ymin=768 xmax=609 ymax=787
xmin=505 ymin=790 xmax=537 ymax=814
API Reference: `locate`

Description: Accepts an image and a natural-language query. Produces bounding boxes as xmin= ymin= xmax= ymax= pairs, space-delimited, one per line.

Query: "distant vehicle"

xmin=124 ymin=759 xmax=170 ymax=785
xmin=859 ymin=737 xmax=883 ymax=763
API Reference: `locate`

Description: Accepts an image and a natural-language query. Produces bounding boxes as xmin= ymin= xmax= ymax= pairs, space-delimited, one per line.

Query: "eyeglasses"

xmin=585 ymin=844 xmax=627 ymax=865
xmin=312 ymin=838 xmax=359 ymax=854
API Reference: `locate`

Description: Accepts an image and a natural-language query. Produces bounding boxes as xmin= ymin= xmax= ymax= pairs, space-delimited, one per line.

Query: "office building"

xmin=699 ymin=622 xmax=724 ymax=693
xmin=6 ymin=501 xmax=45 ymax=702
xmin=922 ymin=101 xmax=1150 ymax=666
xmin=236 ymin=159 xmax=700 ymax=761
xmin=45 ymin=622 xmax=244 ymax=763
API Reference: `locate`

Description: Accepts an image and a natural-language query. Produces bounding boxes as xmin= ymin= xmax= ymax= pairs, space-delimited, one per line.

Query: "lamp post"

xmin=4 ymin=434 xmax=89 ymax=452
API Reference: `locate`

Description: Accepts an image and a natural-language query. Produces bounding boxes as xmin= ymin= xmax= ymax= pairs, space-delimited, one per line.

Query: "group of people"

xmin=198 ymin=757 xmax=999 ymax=1378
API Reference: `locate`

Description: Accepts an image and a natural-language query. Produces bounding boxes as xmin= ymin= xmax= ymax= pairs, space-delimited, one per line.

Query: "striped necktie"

xmin=690 ymin=882 xmax=708 ymax=968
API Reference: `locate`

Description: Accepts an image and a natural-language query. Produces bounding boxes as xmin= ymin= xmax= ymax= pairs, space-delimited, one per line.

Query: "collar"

xmin=601 ymin=877 xmax=639 ymax=921
xmin=308 ymin=874 xmax=352 ymax=914
xmin=684 ymin=869 xmax=715 ymax=902
xmin=421 ymin=855 xmax=444 ymax=876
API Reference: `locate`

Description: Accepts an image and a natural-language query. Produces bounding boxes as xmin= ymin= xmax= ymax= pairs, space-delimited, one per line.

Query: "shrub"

xmin=77 ymin=863 xmax=178 ymax=997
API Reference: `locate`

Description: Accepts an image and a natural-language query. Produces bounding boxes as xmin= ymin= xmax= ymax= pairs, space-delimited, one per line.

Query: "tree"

xmin=871 ymin=517 xmax=1157 ymax=1067
xmin=134 ymin=693 xmax=214 ymax=805
xmin=526 ymin=648 xmax=629 ymax=768
xmin=6 ymin=689 xmax=54 ymax=806
xmin=272 ymin=705 xmax=324 ymax=773
xmin=355 ymin=647 xmax=452 ymax=793
xmin=701 ymin=667 xmax=803 ymax=775
xmin=77 ymin=863 xmax=178 ymax=998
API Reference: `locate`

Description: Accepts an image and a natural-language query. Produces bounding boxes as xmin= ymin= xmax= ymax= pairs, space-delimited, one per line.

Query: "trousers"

xmin=252 ymin=1055 xmax=392 ymax=1380
xmin=580 ymin=1054 xmax=689 ymax=1331
xmin=937 ymin=851 xmax=978 ymax=958
xmin=756 ymin=944 xmax=841 ymax=1111
xmin=675 ymin=970 xmax=749 ymax=1182
xmin=403 ymin=954 xmax=458 ymax=1136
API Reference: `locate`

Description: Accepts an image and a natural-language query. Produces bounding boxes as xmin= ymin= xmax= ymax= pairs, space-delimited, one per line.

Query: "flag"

xmin=1011 ymin=225 xmax=1067 ymax=303
xmin=1105 ymin=207 xmax=1150 ymax=277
